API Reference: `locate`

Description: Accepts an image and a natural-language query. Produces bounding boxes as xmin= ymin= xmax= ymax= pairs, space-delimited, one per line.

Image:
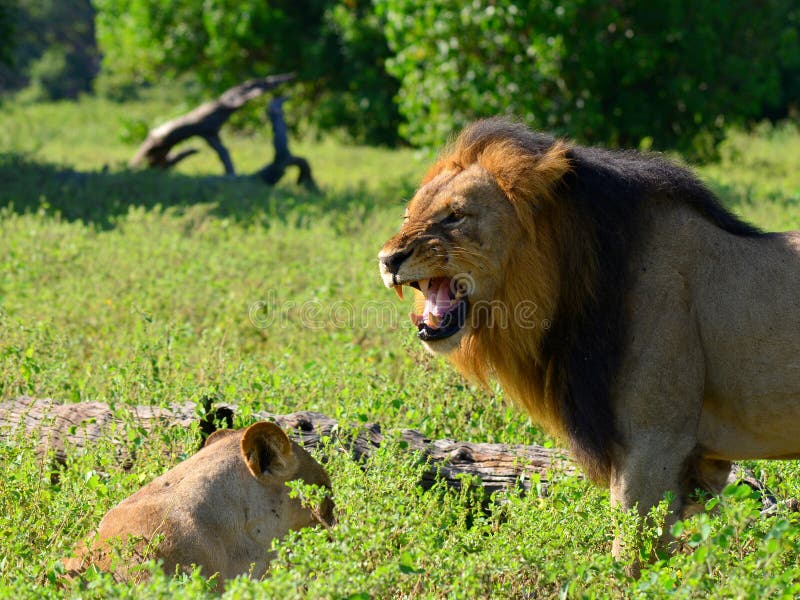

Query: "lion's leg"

xmin=613 ymin=455 xmax=733 ymax=522
xmin=612 ymin=455 xmax=733 ymax=571
xmin=609 ymin=436 xmax=696 ymax=562
xmin=689 ymin=457 xmax=733 ymax=496
xmin=608 ymin=267 xmax=707 ymax=565
xmin=682 ymin=457 xmax=733 ymax=518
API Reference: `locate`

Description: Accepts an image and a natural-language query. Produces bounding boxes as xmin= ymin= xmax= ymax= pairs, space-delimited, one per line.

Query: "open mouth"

xmin=395 ymin=277 xmax=468 ymax=341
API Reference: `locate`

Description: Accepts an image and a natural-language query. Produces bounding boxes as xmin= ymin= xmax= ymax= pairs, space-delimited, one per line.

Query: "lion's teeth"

xmin=419 ymin=278 xmax=430 ymax=293
xmin=394 ymin=285 xmax=404 ymax=299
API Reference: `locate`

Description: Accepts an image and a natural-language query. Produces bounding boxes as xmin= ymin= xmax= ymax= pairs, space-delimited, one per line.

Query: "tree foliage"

xmin=0 ymin=0 xmax=15 ymax=67
xmin=0 ymin=0 xmax=98 ymax=100
xmin=310 ymin=2 xmax=402 ymax=146
xmin=12 ymin=0 xmax=799 ymax=152
xmin=378 ymin=0 xmax=800 ymax=155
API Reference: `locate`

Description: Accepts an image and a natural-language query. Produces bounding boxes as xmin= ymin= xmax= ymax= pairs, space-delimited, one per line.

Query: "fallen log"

xmin=0 ymin=397 xmax=573 ymax=496
xmin=129 ymin=74 xmax=295 ymax=173
xmin=1 ymin=397 xmax=789 ymax=511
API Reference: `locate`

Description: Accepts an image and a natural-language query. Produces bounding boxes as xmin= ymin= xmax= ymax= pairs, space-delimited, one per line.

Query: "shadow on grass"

xmin=0 ymin=153 xmax=414 ymax=229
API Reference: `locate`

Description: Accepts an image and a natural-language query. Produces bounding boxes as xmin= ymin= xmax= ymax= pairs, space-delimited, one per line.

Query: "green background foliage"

xmin=0 ymin=0 xmax=15 ymax=66
xmin=0 ymin=0 xmax=98 ymax=100
xmin=92 ymin=0 xmax=401 ymax=145
xmin=24 ymin=0 xmax=787 ymax=153
xmin=379 ymin=0 xmax=800 ymax=155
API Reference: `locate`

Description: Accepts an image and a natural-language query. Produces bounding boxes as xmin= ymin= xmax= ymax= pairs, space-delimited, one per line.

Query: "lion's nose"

xmin=379 ymin=248 xmax=413 ymax=274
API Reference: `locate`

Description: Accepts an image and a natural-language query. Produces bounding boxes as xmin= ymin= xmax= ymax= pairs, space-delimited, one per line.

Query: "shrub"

xmin=0 ymin=0 xmax=98 ymax=100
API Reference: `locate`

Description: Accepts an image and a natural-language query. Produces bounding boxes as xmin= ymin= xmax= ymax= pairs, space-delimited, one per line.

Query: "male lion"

xmin=378 ymin=117 xmax=800 ymax=555
xmin=64 ymin=421 xmax=333 ymax=588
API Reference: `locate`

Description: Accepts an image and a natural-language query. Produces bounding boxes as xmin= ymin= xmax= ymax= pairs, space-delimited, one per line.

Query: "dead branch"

xmin=255 ymin=97 xmax=318 ymax=191
xmin=129 ymin=74 xmax=295 ymax=173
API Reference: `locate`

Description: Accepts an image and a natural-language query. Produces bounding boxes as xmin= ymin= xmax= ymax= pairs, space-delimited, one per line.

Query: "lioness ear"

xmin=240 ymin=422 xmax=296 ymax=480
xmin=204 ymin=428 xmax=236 ymax=447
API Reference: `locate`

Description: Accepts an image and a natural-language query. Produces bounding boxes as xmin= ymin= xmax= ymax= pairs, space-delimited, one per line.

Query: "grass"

xmin=1 ymin=90 xmax=800 ymax=598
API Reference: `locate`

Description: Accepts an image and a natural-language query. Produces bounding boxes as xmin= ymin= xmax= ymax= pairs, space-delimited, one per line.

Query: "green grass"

xmin=702 ymin=121 xmax=800 ymax=230
xmin=1 ymin=92 xmax=800 ymax=598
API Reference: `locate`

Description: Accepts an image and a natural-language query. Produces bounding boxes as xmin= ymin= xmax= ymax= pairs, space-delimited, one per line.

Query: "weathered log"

xmin=2 ymin=397 xmax=790 ymax=511
xmin=129 ymin=74 xmax=295 ymax=173
xmin=0 ymin=397 xmax=573 ymax=496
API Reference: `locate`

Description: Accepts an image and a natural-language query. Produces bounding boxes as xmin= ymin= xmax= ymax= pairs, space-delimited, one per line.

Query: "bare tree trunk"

xmin=129 ymin=74 xmax=295 ymax=173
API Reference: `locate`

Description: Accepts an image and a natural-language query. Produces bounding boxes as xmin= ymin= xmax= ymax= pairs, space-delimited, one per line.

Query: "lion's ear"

xmin=240 ymin=421 xmax=296 ymax=480
xmin=481 ymin=140 xmax=571 ymax=207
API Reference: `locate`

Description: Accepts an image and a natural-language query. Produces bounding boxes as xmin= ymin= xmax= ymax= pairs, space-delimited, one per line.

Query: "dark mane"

xmin=542 ymin=134 xmax=762 ymax=480
xmin=433 ymin=117 xmax=762 ymax=482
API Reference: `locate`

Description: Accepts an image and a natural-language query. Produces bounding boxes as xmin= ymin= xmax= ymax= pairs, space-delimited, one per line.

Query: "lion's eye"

xmin=441 ymin=210 xmax=464 ymax=226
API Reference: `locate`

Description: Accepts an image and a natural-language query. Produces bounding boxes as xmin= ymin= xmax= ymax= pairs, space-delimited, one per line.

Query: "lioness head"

xmin=64 ymin=421 xmax=333 ymax=588
xmin=379 ymin=119 xmax=571 ymax=358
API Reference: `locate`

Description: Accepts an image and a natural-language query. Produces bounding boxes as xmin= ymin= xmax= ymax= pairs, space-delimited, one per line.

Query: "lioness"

xmin=378 ymin=118 xmax=800 ymax=556
xmin=65 ymin=421 xmax=333 ymax=588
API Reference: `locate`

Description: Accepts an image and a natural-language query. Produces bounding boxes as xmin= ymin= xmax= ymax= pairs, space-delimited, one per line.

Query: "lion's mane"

xmin=421 ymin=119 xmax=762 ymax=482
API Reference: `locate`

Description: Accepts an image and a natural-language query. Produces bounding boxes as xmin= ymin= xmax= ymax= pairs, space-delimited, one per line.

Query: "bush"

xmin=0 ymin=0 xmax=14 ymax=67
xmin=379 ymin=0 xmax=800 ymax=156
xmin=0 ymin=0 xmax=98 ymax=100
xmin=308 ymin=2 xmax=404 ymax=146
xmin=23 ymin=45 xmax=96 ymax=101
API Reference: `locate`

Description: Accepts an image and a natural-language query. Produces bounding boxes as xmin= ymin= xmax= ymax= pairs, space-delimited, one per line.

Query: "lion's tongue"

xmin=422 ymin=278 xmax=452 ymax=327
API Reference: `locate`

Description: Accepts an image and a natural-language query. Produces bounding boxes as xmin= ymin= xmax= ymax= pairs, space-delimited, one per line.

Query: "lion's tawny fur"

xmin=379 ymin=117 xmax=800 ymax=537
xmin=64 ymin=422 xmax=333 ymax=589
